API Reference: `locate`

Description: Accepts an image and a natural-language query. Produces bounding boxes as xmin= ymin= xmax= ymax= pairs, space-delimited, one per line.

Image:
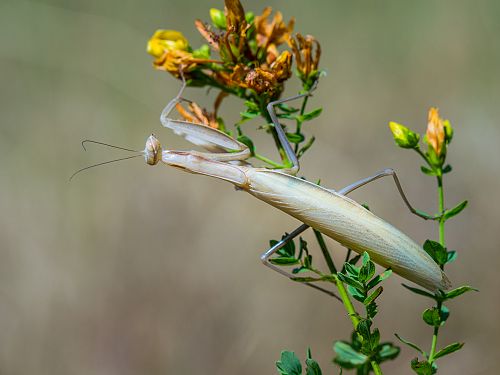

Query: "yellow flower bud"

xmin=389 ymin=122 xmax=420 ymax=149
xmin=426 ymin=107 xmax=445 ymax=156
xmin=147 ymin=30 xmax=189 ymax=58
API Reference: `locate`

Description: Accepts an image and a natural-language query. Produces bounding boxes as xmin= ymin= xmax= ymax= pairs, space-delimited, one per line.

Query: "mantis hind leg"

xmin=260 ymin=223 xmax=342 ymax=301
xmin=338 ymin=168 xmax=439 ymax=220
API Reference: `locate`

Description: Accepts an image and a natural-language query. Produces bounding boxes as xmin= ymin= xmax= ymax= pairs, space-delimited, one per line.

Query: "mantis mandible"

xmin=139 ymin=78 xmax=451 ymax=296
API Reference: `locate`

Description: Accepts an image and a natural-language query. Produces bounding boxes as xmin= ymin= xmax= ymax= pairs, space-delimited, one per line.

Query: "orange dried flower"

xmin=426 ymin=107 xmax=445 ymax=156
xmin=175 ymin=101 xmax=219 ymax=129
xmin=270 ymin=50 xmax=292 ymax=82
xmin=289 ymin=33 xmax=321 ymax=81
xmin=254 ymin=7 xmax=295 ymax=51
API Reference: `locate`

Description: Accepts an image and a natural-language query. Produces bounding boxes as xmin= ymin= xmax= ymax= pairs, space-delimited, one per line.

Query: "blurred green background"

xmin=1 ymin=0 xmax=499 ymax=373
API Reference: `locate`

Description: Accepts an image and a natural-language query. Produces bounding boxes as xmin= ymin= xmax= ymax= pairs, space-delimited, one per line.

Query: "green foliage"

xmin=389 ymin=108 xmax=474 ymax=373
xmin=276 ymin=349 xmax=323 ymax=375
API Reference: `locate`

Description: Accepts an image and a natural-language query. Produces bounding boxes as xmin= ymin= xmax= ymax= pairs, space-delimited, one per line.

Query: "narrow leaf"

xmin=444 ymin=285 xmax=478 ymax=300
xmin=364 ymin=286 xmax=383 ymax=305
xmin=421 ymin=166 xmax=437 ymax=176
xmin=300 ymin=108 xmax=322 ymax=122
xmin=433 ymin=342 xmax=464 ymax=360
xmin=402 ymin=284 xmax=437 ymax=300
xmin=443 ymin=200 xmax=468 ymax=221
xmin=270 ymin=257 xmax=300 ymax=266
xmin=394 ymin=334 xmax=424 ymax=355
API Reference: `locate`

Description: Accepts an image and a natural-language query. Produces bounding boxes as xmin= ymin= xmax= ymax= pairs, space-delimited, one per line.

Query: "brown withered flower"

xmin=426 ymin=107 xmax=445 ymax=156
xmin=289 ymin=33 xmax=321 ymax=85
xmin=224 ymin=0 xmax=247 ymax=33
xmin=270 ymin=50 xmax=292 ymax=82
xmin=175 ymin=101 xmax=220 ymax=129
xmin=254 ymin=6 xmax=295 ymax=64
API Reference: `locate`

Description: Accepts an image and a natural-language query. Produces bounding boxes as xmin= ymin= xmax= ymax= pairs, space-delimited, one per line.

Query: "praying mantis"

xmin=140 ymin=78 xmax=451 ymax=296
xmin=76 ymin=79 xmax=451 ymax=297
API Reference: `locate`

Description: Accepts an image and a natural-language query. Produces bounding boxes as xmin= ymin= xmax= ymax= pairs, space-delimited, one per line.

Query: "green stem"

xmin=313 ymin=230 xmax=337 ymax=274
xmin=336 ymin=279 xmax=360 ymax=328
xmin=313 ymin=231 xmax=359 ymax=328
xmin=294 ymin=96 xmax=309 ymax=153
xmin=371 ymin=360 xmax=384 ymax=375
xmin=254 ymin=153 xmax=285 ymax=168
xmin=428 ymin=173 xmax=445 ymax=365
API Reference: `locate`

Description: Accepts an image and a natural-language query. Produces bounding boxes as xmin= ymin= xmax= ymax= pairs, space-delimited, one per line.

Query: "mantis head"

xmin=144 ymin=134 xmax=162 ymax=166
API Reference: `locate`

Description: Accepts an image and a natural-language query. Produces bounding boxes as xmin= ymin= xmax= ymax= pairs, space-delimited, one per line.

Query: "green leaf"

xmin=362 ymin=252 xmax=370 ymax=266
xmin=402 ymin=284 xmax=437 ymax=300
xmin=276 ymin=351 xmax=302 ymax=375
xmin=192 ymin=44 xmax=211 ymax=59
xmin=389 ymin=122 xmax=420 ymax=149
xmin=411 ymin=358 xmax=434 ymax=375
xmin=442 ymin=164 xmax=452 ymax=174
xmin=422 ymin=308 xmax=441 ymax=327
xmin=366 ymin=301 xmax=378 ymax=319
xmin=421 ymin=166 xmax=437 ymax=176
xmin=344 ymin=263 xmax=360 ymax=278
xmin=244 ymin=100 xmax=260 ymax=113
xmin=270 ymin=257 xmax=300 ymax=266
xmin=444 ymin=285 xmax=478 ymax=300
xmin=337 ymin=273 xmax=364 ymax=291
xmin=359 ymin=260 xmax=375 ymax=283
xmin=433 ymin=342 xmax=464 ymax=360
xmin=333 ymin=341 xmax=368 ymax=367
xmin=297 ymin=136 xmax=316 ymax=158
xmin=286 ymin=132 xmax=305 ymax=144
xmin=305 ymin=358 xmax=322 ymax=375
xmin=277 ymin=103 xmax=299 ymax=113
xmin=245 ymin=11 xmax=255 ymax=24
xmin=364 ymin=286 xmax=383 ymax=305
xmin=299 ymin=108 xmax=322 ymax=122
xmin=209 ymin=8 xmax=227 ymax=29
xmin=377 ymin=343 xmax=400 ymax=362
xmin=240 ymin=111 xmax=260 ymax=120
xmin=348 ymin=285 xmax=366 ymax=303
xmin=439 ymin=305 xmax=450 ymax=324
xmin=366 ymin=269 xmax=392 ymax=290
xmin=446 ymin=251 xmax=457 ymax=264
xmin=443 ymin=119 xmax=454 ymax=143
xmin=442 ymin=200 xmax=468 ymax=221
xmin=423 ymin=240 xmax=448 ymax=266
xmin=394 ymin=334 xmax=424 ymax=355
xmin=237 ymin=135 xmax=255 ymax=155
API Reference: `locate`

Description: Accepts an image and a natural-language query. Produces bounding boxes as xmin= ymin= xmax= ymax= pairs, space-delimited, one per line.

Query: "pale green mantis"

xmin=75 ymin=80 xmax=451 ymax=298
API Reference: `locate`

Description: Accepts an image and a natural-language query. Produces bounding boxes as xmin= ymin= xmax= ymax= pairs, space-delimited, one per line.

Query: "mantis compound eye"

xmin=144 ymin=134 xmax=162 ymax=165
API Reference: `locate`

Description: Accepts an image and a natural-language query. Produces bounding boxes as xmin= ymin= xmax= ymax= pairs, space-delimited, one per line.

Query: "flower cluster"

xmin=147 ymin=0 xmax=321 ymax=102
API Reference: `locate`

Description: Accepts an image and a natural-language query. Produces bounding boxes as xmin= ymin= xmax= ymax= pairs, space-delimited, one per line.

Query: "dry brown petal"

xmin=254 ymin=6 xmax=294 ymax=50
xmin=195 ymin=19 xmax=220 ymax=51
xmin=270 ymin=50 xmax=292 ymax=82
xmin=224 ymin=0 xmax=246 ymax=32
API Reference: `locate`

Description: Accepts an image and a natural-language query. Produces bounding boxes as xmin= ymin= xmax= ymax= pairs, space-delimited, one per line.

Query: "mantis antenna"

xmin=70 ymin=140 xmax=142 ymax=181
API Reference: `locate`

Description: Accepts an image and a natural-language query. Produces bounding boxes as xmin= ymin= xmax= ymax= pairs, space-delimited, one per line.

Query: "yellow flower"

xmin=426 ymin=107 xmax=445 ymax=156
xmin=147 ymin=30 xmax=189 ymax=58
